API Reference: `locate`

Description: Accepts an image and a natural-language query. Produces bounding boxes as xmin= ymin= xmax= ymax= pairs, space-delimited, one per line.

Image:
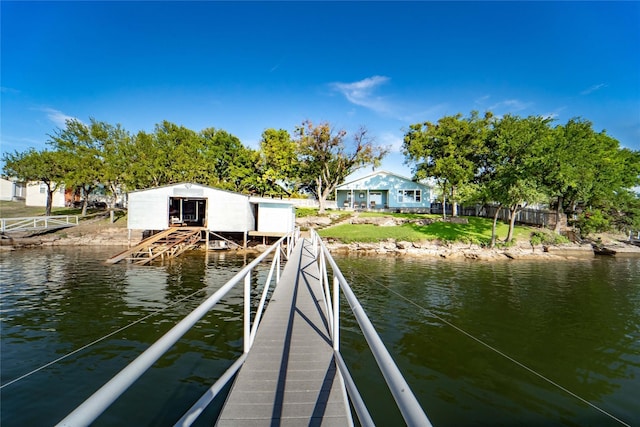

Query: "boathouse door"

xmin=169 ymin=197 xmax=207 ymax=227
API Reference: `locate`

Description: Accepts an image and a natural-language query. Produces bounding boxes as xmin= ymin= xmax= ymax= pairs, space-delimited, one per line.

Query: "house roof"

xmin=127 ymin=182 xmax=249 ymax=198
xmin=337 ymin=170 xmax=431 ymax=189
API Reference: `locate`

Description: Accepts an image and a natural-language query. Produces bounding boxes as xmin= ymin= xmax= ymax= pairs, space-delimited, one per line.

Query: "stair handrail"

xmin=56 ymin=231 xmax=297 ymax=427
xmin=311 ymin=228 xmax=433 ymax=427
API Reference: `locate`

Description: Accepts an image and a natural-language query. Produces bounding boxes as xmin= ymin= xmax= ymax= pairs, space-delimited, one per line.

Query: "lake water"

xmin=1 ymin=247 xmax=638 ymax=426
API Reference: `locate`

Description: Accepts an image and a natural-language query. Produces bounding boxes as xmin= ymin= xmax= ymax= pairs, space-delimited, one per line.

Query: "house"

xmin=335 ymin=171 xmax=432 ymax=212
xmin=0 ymin=177 xmax=26 ymax=201
xmin=25 ymin=182 xmax=66 ymax=208
xmin=127 ymin=183 xmax=295 ymax=243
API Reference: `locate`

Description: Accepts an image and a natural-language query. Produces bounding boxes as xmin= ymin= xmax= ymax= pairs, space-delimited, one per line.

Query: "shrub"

xmin=295 ymin=207 xmax=319 ymax=218
xmin=530 ymin=230 xmax=570 ymax=246
xmin=575 ymin=209 xmax=611 ymax=236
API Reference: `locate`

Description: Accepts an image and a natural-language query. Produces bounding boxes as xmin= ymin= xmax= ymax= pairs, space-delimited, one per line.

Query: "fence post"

xmin=244 ymin=272 xmax=251 ymax=353
xmin=332 ymin=275 xmax=340 ymax=352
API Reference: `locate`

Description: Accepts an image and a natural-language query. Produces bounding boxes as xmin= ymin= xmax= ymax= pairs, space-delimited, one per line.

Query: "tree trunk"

xmin=451 ymin=185 xmax=458 ymax=217
xmin=506 ymin=206 xmax=518 ymax=243
xmin=81 ymin=193 xmax=89 ymax=217
xmin=490 ymin=204 xmax=501 ymax=248
xmin=46 ymin=192 xmax=53 ymax=216
xmin=109 ymin=183 xmax=117 ymax=223
xmin=317 ymin=177 xmax=325 ymax=214
xmin=441 ymin=189 xmax=447 ymax=220
xmin=554 ymin=196 xmax=564 ymax=234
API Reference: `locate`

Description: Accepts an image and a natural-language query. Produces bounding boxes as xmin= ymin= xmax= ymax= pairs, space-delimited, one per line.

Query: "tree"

xmin=95 ymin=122 xmax=132 ymax=222
xmin=258 ymin=129 xmax=299 ymax=196
xmin=403 ymin=111 xmax=492 ymax=218
xmin=199 ymin=127 xmax=256 ymax=192
xmin=48 ymin=119 xmax=97 ymax=216
xmin=48 ymin=118 xmax=132 ymax=221
xmin=294 ymin=121 xmax=387 ymax=214
xmin=2 ymin=149 xmax=69 ymax=216
xmin=483 ymin=115 xmax=551 ymax=246
xmin=540 ymin=118 xmax=640 ymax=234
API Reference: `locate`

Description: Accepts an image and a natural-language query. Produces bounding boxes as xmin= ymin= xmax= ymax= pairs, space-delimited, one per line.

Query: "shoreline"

xmin=3 ymin=225 xmax=639 ymax=260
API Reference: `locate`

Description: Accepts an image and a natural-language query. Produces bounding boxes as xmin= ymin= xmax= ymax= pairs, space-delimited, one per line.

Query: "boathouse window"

xmin=398 ymin=190 xmax=421 ymax=203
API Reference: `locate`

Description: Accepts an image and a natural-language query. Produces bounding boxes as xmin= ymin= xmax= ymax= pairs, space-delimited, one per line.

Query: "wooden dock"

xmin=216 ymin=238 xmax=351 ymax=426
xmin=106 ymin=227 xmax=203 ymax=265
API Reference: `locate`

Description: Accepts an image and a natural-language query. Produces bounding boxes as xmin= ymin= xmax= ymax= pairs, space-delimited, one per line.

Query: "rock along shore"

xmin=323 ymin=239 xmax=598 ymax=261
xmin=3 ymin=224 xmax=638 ymax=260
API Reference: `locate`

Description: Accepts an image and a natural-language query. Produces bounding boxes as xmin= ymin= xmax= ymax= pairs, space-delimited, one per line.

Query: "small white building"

xmin=249 ymin=197 xmax=296 ymax=236
xmin=0 ymin=177 xmax=26 ymax=201
xmin=25 ymin=182 xmax=66 ymax=208
xmin=127 ymin=183 xmax=295 ymax=239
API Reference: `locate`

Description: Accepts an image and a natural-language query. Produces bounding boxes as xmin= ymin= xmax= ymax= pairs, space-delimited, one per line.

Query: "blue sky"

xmin=2 ymin=1 xmax=639 ymax=180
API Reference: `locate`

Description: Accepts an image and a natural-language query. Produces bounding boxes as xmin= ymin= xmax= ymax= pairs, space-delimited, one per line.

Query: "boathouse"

xmin=127 ymin=183 xmax=294 ymax=242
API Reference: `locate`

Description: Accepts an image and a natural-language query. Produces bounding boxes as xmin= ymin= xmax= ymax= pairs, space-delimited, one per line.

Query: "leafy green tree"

xmin=2 ymin=149 xmax=70 ymax=216
xmin=294 ymin=121 xmax=387 ymax=214
xmin=483 ymin=115 xmax=551 ymax=246
xmin=199 ymin=127 xmax=256 ymax=192
xmin=48 ymin=119 xmax=100 ymax=216
xmin=539 ymin=118 xmax=639 ymax=234
xmin=403 ymin=111 xmax=492 ymax=218
xmin=258 ymin=128 xmax=299 ymax=196
xmin=48 ymin=118 xmax=132 ymax=221
xmin=95 ymin=122 xmax=132 ymax=222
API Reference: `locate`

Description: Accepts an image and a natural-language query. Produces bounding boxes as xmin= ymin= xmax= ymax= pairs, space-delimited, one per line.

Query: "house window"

xmin=398 ymin=190 xmax=421 ymax=203
xmin=40 ymin=184 xmax=47 ymax=194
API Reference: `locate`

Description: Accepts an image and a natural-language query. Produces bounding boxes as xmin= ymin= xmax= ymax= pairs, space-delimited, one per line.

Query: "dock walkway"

xmin=216 ymin=238 xmax=351 ymax=426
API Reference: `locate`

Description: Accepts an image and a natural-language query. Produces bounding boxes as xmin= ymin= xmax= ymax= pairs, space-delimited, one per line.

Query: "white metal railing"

xmin=56 ymin=231 xmax=297 ymax=427
xmin=310 ymin=229 xmax=433 ymax=427
xmin=0 ymin=215 xmax=79 ymax=233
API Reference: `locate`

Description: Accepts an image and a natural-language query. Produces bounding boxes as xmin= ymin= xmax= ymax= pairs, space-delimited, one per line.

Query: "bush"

xmin=530 ymin=230 xmax=570 ymax=246
xmin=295 ymin=207 xmax=319 ymax=218
xmin=575 ymin=209 xmax=611 ymax=236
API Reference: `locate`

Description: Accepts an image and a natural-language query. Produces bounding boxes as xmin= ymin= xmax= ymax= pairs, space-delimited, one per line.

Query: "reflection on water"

xmin=336 ymin=255 xmax=640 ymax=426
xmin=0 ymin=247 xmax=257 ymax=426
xmin=1 ymin=248 xmax=638 ymax=426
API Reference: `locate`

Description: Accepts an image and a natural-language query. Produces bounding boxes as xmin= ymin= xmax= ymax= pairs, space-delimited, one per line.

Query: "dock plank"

xmin=216 ymin=239 xmax=350 ymax=426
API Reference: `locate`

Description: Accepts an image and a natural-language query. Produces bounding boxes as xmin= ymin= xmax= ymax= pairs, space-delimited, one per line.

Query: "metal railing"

xmin=56 ymin=227 xmax=430 ymax=426
xmin=310 ymin=229 xmax=433 ymax=427
xmin=0 ymin=215 xmax=79 ymax=233
xmin=56 ymin=230 xmax=298 ymax=427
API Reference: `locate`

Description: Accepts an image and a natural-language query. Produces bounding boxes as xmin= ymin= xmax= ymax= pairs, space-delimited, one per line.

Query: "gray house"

xmin=335 ymin=171 xmax=431 ymax=212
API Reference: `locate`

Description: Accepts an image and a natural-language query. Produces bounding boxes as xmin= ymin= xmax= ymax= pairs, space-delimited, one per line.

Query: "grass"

xmin=295 ymin=207 xmax=352 ymax=219
xmin=0 ymin=200 xmax=127 ymax=228
xmin=318 ymin=214 xmax=534 ymax=245
xmin=0 ymin=200 xmax=82 ymax=218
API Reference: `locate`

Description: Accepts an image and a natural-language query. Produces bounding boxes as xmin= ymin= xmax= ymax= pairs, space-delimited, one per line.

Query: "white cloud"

xmin=488 ymin=99 xmax=533 ymax=113
xmin=1 ymin=86 xmax=20 ymax=94
xmin=379 ymin=131 xmax=404 ymax=153
xmin=330 ymin=75 xmax=391 ymax=114
xmin=40 ymin=107 xmax=80 ymax=128
xmin=474 ymin=95 xmax=491 ymax=105
xmin=580 ymin=83 xmax=608 ymax=95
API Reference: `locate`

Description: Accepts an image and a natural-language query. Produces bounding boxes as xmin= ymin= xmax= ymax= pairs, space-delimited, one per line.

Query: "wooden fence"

xmin=430 ymin=203 xmax=555 ymax=227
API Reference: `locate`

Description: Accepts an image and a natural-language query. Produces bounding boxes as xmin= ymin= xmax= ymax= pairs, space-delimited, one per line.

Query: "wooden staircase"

xmin=106 ymin=227 xmax=203 ymax=265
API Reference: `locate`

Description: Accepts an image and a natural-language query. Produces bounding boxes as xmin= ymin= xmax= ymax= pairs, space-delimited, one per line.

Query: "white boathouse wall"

xmin=127 ymin=183 xmax=255 ymax=232
xmin=253 ymin=201 xmax=295 ymax=234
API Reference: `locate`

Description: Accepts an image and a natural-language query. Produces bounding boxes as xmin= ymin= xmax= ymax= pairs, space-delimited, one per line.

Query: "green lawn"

xmin=318 ymin=215 xmax=534 ymax=245
xmin=0 ymin=200 xmax=83 ymax=218
xmin=0 ymin=200 xmax=118 ymax=220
